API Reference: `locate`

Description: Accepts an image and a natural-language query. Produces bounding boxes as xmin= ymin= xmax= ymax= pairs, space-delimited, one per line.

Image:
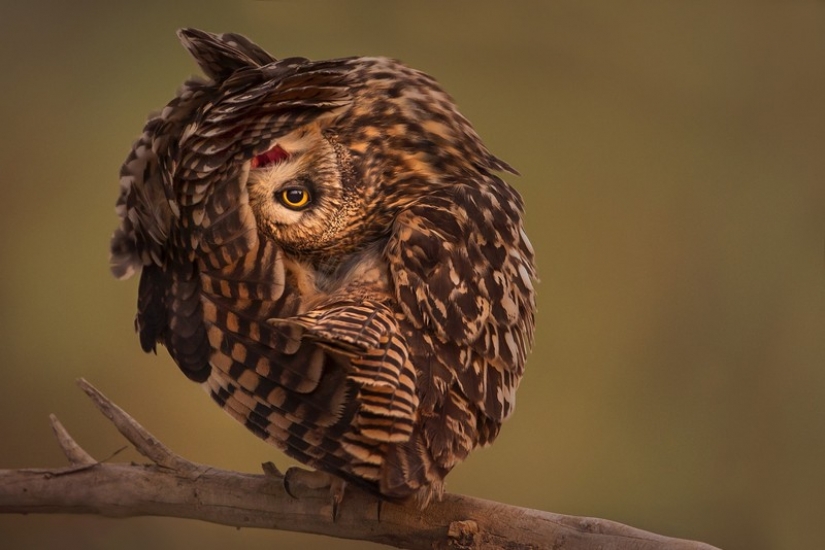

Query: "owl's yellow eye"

xmin=279 ymin=188 xmax=311 ymax=210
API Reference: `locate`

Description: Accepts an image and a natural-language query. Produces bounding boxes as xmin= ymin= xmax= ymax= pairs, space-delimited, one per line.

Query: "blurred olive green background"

xmin=1 ymin=2 xmax=823 ymax=549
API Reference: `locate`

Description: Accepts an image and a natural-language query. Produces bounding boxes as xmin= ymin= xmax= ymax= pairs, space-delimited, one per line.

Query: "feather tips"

xmin=388 ymin=179 xmax=536 ymax=426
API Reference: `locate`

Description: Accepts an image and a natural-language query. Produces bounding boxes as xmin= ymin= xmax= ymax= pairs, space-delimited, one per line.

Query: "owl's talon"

xmin=330 ymin=476 xmax=347 ymax=522
xmin=282 ymin=467 xmax=346 ymax=520
xmin=282 ymin=467 xmax=299 ymax=498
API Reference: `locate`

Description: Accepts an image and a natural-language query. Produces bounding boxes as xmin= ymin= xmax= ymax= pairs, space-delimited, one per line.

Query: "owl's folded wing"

xmin=387 ymin=181 xmax=536 ymax=430
xmin=270 ymin=301 xmax=418 ymax=433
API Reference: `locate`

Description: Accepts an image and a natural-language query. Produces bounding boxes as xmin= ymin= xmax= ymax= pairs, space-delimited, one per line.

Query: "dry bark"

xmin=0 ymin=379 xmax=721 ymax=550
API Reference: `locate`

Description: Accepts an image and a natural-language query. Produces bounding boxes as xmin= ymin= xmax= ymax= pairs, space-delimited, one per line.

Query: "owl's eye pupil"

xmin=279 ymin=188 xmax=311 ymax=209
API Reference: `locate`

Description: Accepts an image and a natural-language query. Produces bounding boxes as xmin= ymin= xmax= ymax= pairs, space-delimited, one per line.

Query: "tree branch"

xmin=0 ymin=379 xmax=720 ymax=550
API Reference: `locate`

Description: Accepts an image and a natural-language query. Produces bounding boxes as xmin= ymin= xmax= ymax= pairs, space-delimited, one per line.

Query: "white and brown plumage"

xmin=111 ymin=28 xmax=536 ymax=505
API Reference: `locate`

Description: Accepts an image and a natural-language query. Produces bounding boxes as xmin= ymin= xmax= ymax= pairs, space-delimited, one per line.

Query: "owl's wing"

xmin=204 ymin=273 xmax=419 ymax=489
xmin=126 ymin=134 xmax=418 ymax=492
xmin=111 ymin=32 xmax=352 ymax=375
xmin=387 ymin=177 xmax=536 ymax=436
xmin=269 ymin=302 xmax=404 ymax=390
xmin=113 ymin=31 xmax=432 ymax=494
xmin=269 ymin=302 xmax=418 ymax=435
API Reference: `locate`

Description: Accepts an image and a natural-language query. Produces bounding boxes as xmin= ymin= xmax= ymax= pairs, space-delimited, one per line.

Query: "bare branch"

xmin=49 ymin=414 xmax=96 ymax=466
xmin=76 ymin=378 xmax=201 ymax=476
xmin=0 ymin=381 xmax=721 ymax=550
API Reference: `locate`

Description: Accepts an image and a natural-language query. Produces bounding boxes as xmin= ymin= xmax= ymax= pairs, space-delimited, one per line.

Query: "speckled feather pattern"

xmin=111 ymin=28 xmax=536 ymax=505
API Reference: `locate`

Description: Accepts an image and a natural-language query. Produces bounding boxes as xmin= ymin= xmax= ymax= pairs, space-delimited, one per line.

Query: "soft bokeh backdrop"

xmin=1 ymin=2 xmax=822 ymax=549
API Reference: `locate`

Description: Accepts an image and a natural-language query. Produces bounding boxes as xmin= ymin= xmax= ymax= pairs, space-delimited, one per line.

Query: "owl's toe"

xmin=284 ymin=466 xmax=333 ymax=494
xmin=283 ymin=466 xmax=347 ymax=521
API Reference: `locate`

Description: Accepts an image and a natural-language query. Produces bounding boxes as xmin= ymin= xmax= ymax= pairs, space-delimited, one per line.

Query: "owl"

xmin=110 ymin=28 xmax=536 ymax=506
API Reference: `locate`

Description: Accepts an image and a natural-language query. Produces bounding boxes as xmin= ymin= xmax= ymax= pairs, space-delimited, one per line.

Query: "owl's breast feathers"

xmin=111 ymin=28 xmax=536 ymax=503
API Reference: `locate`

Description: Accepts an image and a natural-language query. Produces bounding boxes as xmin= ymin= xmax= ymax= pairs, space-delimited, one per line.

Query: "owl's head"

xmin=113 ymin=29 xmax=516 ymax=271
xmin=243 ymin=122 xmax=371 ymax=258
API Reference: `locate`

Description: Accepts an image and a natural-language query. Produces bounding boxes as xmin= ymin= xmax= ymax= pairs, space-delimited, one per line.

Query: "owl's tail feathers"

xmin=375 ymin=386 xmax=481 ymax=507
xmin=376 ymin=432 xmax=448 ymax=508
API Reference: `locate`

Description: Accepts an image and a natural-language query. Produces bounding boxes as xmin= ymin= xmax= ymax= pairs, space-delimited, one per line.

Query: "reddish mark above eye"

xmin=251 ymin=144 xmax=289 ymax=169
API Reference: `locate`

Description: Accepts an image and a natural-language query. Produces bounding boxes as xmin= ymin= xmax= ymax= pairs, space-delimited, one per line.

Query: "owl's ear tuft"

xmin=177 ymin=28 xmax=276 ymax=81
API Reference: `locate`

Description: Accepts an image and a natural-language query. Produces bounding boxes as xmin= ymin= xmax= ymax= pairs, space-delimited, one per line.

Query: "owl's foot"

xmin=283 ymin=466 xmax=347 ymax=521
xmin=283 ymin=465 xmax=334 ymax=493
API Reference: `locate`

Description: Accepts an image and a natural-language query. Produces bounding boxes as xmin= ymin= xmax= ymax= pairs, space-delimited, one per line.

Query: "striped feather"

xmin=112 ymin=28 xmax=537 ymax=506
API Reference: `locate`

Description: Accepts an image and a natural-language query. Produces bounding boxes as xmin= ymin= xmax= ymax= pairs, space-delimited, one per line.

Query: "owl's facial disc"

xmin=247 ymin=146 xmax=322 ymax=225
xmin=252 ymin=145 xmax=314 ymax=213
xmin=246 ymin=130 xmax=349 ymax=253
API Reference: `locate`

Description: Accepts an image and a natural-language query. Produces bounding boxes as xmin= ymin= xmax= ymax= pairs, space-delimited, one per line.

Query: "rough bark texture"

xmin=0 ymin=379 xmax=721 ymax=550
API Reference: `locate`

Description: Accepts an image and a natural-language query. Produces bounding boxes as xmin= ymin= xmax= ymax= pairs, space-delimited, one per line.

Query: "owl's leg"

xmin=415 ymin=480 xmax=445 ymax=510
xmin=283 ymin=466 xmax=347 ymax=521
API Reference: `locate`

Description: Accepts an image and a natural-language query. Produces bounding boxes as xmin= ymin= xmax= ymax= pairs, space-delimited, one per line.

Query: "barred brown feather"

xmin=111 ymin=28 xmax=536 ymax=504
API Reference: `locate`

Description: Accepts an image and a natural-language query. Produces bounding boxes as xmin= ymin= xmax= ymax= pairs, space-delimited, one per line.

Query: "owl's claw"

xmin=283 ymin=466 xmax=347 ymax=521
xmin=330 ymin=477 xmax=346 ymax=521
